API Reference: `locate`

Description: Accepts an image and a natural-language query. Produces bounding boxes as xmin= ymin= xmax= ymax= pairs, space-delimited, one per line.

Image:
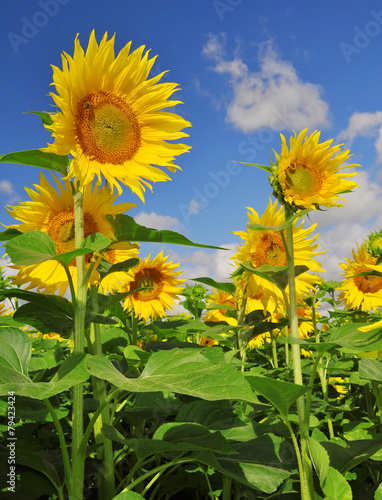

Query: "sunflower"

xmin=44 ymin=30 xmax=191 ymax=198
xmin=338 ymin=243 xmax=382 ymax=312
xmin=111 ymin=252 xmax=185 ymax=321
xmin=275 ymin=128 xmax=358 ymax=210
xmin=204 ymin=288 xmax=237 ymax=326
xmin=232 ymin=199 xmax=324 ymax=313
xmin=6 ymin=172 xmax=137 ymax=295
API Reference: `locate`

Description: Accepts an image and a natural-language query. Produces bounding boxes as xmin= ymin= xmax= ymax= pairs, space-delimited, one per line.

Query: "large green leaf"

xmin=86 ymin=349 xmax=258 ymax=403
xmin=0 ymin=228 xmax=22 ymax=242
xmin=106 ymin=214 xmax=226 ymax=250
xmin=0 ymin=329 xmax=31 ymax=375
xmin=322 ymin=466 xmax=352 ymax=500
xmin=103 ymin=422 xmax=236 ymax=459
xmin=245 ymin=376 xmax=308 ymax=418
xmin=307 ymin=435 xmax=330 ymax=490
xmin=0 ymin=149 xmax=69 ymax=175
xmin=328 ymin=323 xmax=382 ymax=352
xmin=0 ymin=353 xmax=90 ymax=399
xmin=5 ymin=231 xmax=111 ymax=267
xmin=0 ymin=289 xmax=74 ymax=335
xmin=359 ymin=357 xmax=382 ymax=383
xmin=5 ymin=231 xmax=56 ymax=265
xmin=320 ymin=438 xmax=382 ymax=474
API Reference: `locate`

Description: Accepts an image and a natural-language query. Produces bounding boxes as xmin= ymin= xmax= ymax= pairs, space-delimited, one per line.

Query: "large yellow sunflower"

xmin=276 ymin=128 xmax=358 ymax=210
xmin=338 ymin=243 xmax=382 ymax=312
xmin=6 ymin=172 xmax=138 ymax=295
xmin=109 ymin=251 xmax=185 ymax=321
xmin=232 ymin=199 xmax=324 ymax=314
xmin=44 ymin=30 xmax=191 ymax=198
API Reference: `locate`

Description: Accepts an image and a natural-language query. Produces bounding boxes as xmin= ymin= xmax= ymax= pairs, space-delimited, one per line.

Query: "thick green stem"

xmin=237 ymin=277 xmax=249 ymax=368
xmin=88 ymin=285 xmax=116 ymax=500
xmin=284 ymin=205 xmax=314 ymax=500
xmin=70 ymin=186 xmax=87 ymax=500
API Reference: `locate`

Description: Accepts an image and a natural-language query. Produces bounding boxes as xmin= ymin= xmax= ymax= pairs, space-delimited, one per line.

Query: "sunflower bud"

xmin=365 ymin=230 xmax=382 ymax=259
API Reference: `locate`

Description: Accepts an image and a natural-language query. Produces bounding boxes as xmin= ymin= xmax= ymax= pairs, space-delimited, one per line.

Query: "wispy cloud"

xmin=0 ymin=180 xmax=20 ymax=204
xmin=202 ymin=34 xmax=331 ymax=133
xmin=134 ymin=211 xmax=186 ymax=233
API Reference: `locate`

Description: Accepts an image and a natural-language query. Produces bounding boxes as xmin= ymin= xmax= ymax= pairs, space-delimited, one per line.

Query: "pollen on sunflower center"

xmin=76 ymin=91 xmax=141 ymax=164
xmin=253 ymin=232 xmax=287 ymax=267
xmin=47 ymin=209 xmax=98 ymax=255
xmin=285 ymin=161 xmax=323 ymax=198
xmin=353 ymin=265 xmax=382 ymax=294
xmin=132 ymin=269 xmax=164 ymax=301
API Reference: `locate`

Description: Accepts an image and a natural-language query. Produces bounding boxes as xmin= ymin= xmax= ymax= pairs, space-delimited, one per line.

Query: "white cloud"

xmin=337 ymin=111 xmax=382 ymax=163
xmin=203 ymin=35 xmax=331 ymax=133
xmin=0 ymin=180 xmax=20 ymax=204
xmin=134 ymin=211 xmax=186 ymax=233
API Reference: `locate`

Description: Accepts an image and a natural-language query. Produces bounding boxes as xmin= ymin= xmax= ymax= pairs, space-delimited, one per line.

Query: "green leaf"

xmin=235 ymin=161 xmax=272 ymax=174
xmin=359 ymin=357 xmax=382 ymax=383
xmin=246 ymin=209 xmax=310 ymax=232
xmin=322 ymin=466 xmax=352 ymax=500
xmin=14 ymin=302 xmax=73 ymax=335
xmin=25 ymin=110 xmax=53 ymax=126
xmin=321 ymin=438 xmax=382 ymax=473
xmin=103 ymin=422 xmax=236 ymax=459
xmin=106 ymin=214 xmax=226 ymax=250
xmin=307 ymin=435 xmax=330 ymax=489
xmin=328 ymin=323 xmax=382 ymax=352
xmin=5 ymin=231 xmax=56 ymax=265
xmin=0 ymin=228 xmax=22 ymax=242
xmin=245 ymin=375 xmax=308 ymax=418
xmin=0 ymin=329 xmax=31 ymax=374
xmin=0 ymin=353 xmax=90 ymax=399
xmin=86 ymin=349 xmax=258 ymax=403
xmin=98 ymin=257 xmax=140 ymax=279
xmin=82 ymin=232 xmax=111 ymax=251
xmin=191 ymin=277 xmax=236 ymax=295
xmin=0 ymin=149 xmax=69 ymax=175
xmin=375 ymin=482 xmax=382 ymax=500
xmin=112 ymin=492 xmax=145 ymax=500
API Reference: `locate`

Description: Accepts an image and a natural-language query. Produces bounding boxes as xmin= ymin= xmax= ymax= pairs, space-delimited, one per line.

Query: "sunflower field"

xmin=1 ymin=31 xmax=382 ymax=500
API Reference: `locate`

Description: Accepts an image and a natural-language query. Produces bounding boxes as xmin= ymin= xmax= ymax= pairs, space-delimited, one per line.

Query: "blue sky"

xmin=2 ymin=0 xmax=382 ymax=283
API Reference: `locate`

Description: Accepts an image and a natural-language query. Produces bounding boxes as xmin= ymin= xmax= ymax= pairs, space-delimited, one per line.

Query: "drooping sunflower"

xmin=44 ymin=30 xmax=191 ymax=198
xmin=275 ymin=128 xmax=358 ymax=210
xmin=111 ymin=252 xmax=185 ymax=321
xmin=232 ymin=199 xmax=324 ymax=313
xmin=338 ymin=243 xmax=382 ymax=312
xmin=6 ymin=171 xmax=138 ymax=295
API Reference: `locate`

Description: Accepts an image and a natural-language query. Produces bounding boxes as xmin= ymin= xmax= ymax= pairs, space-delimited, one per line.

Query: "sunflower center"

xmin=48 ymin=209 xmax=98 ymax=257
xmin=284 ymin=161 xmax=322 ymax=198
xmin=253 ymin=232 xmax=287 ymax=267
xmin=353 ymin=265 xmax=382 ymax=294
xmin=132 ymin=269 xmax=164 ymax=302
xmin=76 ymin=91 xmax=141 ymax=164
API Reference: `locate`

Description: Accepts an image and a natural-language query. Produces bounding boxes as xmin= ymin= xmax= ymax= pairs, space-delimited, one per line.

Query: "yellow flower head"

xmin=275 ymin=129 xmax=359 ymax=210
xmin=44 ymin=31 xmax=191 ymax=198
xmin=338 ymin=243 xmax=382 ymax=312
xmin=6 ymin=171 xmax=138 ymax=295
xmin=204 ymin=288 xmax=237 ymax=326
xmin=232 ymin=199 xmax=324 ymax=313
xmin=109 ymin=251 xmax=185 ymax=321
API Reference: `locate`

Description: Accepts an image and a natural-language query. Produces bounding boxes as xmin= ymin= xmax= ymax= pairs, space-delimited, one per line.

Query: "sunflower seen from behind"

xmin=107 ymin=252 xmax=185 ymax=321
xmin=44 ymin=30 xmax=191 ymax=199
xmin=6 ymin=171 xmax=138 ymax=296
xmin=273 ymin=128 xmax=358 ymax=210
